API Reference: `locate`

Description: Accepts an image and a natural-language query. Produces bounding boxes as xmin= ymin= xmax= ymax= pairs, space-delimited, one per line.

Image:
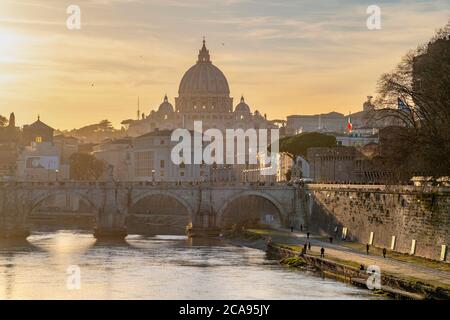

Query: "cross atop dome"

xmin=197 ymin=37 xmax=211 ymax=63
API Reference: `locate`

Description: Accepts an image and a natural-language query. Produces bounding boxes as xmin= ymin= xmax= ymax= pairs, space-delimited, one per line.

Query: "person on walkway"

xmin=303 ymin=243 xmax=307 ymax=252
xmin=307 ymin=232 xmax=310 ymax=239
xmin=359 ymin=264 xmax=365 ymax=271
xmin=366 ymin=243 xmax=370 ymax=255
xmin=290 ymin=226 xmax=294 ymax=232
xmin=300 ymin=247 xmax=306 ymax=256
xmin=300 ymin=224 xmax=303 ymax=232
xmin=320 ymin=247 xmax=325 ymax=258
xmin=308 ymin=242 xmax=311 ymax=251
xmin=382 ymin=248 xmax=387 ymax=258
xmin=329 ymin=237 xmax=333 ymax=244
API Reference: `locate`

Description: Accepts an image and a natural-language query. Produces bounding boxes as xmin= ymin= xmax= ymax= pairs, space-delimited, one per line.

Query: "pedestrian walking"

xmin=300 ymin=224 xmax=303 ymax=232
xmin=329 ymin=237 xmax=333 ymax=244
xmin=308 ymin=242 xmax=311 ymax=251
xmin=382 ymin=248 xmax=387 ymax=258
xmin=303 ymin=243 xmax=307 ymax=252
xmin=366 ymin=243 xmax=370 ymax=255
xmin=307 ymin=232 xmax=310 ymax=239
xmin=290 ymin=226 xmax=294 ymax=232
xmin=320 ymin=247 xmax=325 ymax=258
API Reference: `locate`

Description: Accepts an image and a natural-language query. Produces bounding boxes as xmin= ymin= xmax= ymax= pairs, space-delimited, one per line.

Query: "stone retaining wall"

xmin=304 ymin=184 xmax=450 ymax=261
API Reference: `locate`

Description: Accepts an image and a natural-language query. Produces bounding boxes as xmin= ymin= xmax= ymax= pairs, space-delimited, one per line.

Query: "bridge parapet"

xmin=0 ymin=181 xmax=304 ymax=239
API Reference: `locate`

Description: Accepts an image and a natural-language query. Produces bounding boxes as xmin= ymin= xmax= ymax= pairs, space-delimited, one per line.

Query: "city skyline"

xmin=0 ymin=0 xmax=449 ymax=129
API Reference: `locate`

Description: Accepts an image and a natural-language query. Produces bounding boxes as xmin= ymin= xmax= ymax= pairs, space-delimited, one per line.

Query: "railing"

xmin=0 ymin=180 xmax=296 ymax=189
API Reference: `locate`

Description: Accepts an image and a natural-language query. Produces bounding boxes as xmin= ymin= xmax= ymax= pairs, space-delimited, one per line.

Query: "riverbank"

xmin=223 ymin=228 xmax=450 ymax=300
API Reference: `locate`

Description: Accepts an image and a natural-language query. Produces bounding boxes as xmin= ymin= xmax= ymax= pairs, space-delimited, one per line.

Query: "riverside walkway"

xmin=247 ymin=228 xmax=450 ymax=289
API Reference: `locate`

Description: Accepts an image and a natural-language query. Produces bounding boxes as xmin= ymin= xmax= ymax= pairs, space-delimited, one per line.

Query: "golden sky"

xmin=0 ymin=0 xmax=448 ymax=129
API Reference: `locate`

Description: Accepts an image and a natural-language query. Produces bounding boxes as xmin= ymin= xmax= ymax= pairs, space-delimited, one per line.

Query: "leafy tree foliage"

xmin=278 ymin=132 xmax=337 ymax=159
xmin=69 ymin=153 xmax=106 ymax=181
xmin=0 ymin=115 xmax=8 ymax=128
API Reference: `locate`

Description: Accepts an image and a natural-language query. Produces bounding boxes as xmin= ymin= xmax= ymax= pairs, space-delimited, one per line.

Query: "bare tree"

xmin=373 ymin=23 xmax=450 ymax=178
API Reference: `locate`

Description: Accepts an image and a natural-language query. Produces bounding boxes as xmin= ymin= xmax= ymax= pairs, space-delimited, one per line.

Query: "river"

xmin=0 ymin=230 xmax=380 ymax=299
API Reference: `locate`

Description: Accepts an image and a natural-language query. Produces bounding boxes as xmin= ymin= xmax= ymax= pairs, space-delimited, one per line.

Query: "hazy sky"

xmin=0 ymin=0 xmax=448 ymax=129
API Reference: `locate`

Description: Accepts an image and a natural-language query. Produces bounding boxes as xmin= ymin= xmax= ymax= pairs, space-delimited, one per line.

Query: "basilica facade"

xmin=123 ymin=40 xmax=277 ymax=136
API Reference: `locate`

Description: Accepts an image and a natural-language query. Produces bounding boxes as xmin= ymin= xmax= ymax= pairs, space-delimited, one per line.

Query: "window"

xmin=160 ymin=140 xmax=165 ymax=145
xmin=160 ymin=171 xmax=164 ymax=177
xmin=134 ymin=151 xmax=154 ymax=177
xmin=180 ymin=171 xmax=185 ymax=177
xmin=160 ymin=160 xmax=165 ymax=168
xmin=180 ymin=162 xmax=186 ymax=169
xmin=35 ymin=136 xmax=43 ymax=143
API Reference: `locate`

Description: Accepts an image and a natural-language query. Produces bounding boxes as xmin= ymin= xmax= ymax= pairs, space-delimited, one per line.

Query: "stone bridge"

xmin=0 ymin=181 xmax=305 ymax=239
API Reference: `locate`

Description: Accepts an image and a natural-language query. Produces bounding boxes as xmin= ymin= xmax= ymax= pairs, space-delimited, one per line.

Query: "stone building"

xmin=122 ymin=40 xmax=277 ymax=135
xmin=16 ymin=117 xmax=72 ymax=181
xmin=22 ymin=116 xmax=54 ymax=145
xmin=16 ymin=141 xmax=67 ymax=181
xmin=307 ymin=147 xmax=357 ymax=183
xmin=92 ymin=137 xmax=133 ymax=181
xmin=307 ymin=145 xmax=385 ymax=184
xmin=286 ymin=96 xmax=391 ymax=136
xmin=130 ymin=129 xmax=209 ymax=182
xmin=54 ymin=135 xmax=79 ymax=164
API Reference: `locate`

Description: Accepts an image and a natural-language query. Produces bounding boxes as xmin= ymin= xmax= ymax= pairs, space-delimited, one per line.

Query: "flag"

xmin=398 ymin=98 xmax=408 ymax=111
xmin=347 ymin=115 xmax=353 ymax=132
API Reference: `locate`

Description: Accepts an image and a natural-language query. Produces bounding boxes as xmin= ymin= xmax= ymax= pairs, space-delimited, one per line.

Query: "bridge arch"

xmin=217 ymin=190 xmax=287 ymax=228
xmin=129 ymin=191 xmax=195 ymax=235
xmin=28 ymin=190 xmax=99 ymax=220
xmin=130 ymin=191 xmax=195 ymax=219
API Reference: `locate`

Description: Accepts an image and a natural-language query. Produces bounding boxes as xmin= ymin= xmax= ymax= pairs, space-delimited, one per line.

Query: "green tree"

xmin=69 ymin=153 xmax=107 ymax=181
xmin=277 ymin=132 xmax=337 ymax=159
xmin=0 ymin=115 xmax=8 ymax=128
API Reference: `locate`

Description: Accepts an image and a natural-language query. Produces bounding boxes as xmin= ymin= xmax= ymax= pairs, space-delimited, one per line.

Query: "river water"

xmin=0 ymin=230 xmax=380 ymax=299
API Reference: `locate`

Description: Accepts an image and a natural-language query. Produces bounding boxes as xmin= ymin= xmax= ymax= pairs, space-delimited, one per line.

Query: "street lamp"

xmin=151 ymin=169 xmax=155 ymax=183
xmin=55 ymin=169 xmax=59 ymax=182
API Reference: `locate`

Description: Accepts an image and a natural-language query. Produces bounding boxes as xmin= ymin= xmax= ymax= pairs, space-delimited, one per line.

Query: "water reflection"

xmin=0 ymin=230 xmax=381 ymax=300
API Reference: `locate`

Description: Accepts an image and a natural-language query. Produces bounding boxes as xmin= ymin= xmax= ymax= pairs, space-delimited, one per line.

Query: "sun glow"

xmin=0 ymin=29 xmax=22 ymax=63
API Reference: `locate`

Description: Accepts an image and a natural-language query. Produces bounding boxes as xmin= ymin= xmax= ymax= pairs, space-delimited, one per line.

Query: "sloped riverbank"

xmin=223 ymin=230 xmax=450 ymax=300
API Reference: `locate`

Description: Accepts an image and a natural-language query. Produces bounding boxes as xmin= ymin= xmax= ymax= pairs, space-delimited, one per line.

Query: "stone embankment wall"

xmin=304 ymin=184 xmax=450 ymax=261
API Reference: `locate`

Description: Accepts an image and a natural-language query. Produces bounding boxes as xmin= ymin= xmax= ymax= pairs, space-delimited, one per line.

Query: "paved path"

xmin=264 ymin=228 xmax=450 ymax=287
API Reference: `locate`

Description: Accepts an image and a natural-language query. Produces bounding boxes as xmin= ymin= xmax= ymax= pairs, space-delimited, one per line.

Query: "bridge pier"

xmin=0 ymin=184 xmax=30 ymax=239
xmin=187 ymin=209 xmax=221 ymax=238
xmin=93 ymin=184 xmax=128 ymax=240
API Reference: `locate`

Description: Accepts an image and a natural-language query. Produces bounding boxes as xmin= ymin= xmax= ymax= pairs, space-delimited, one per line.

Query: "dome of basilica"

xmin=158 ymin=95 xmax=174 ymax=113
xmin=235 ymin=96 xmax=251 ymax=113
xmin=178 ymin=40 xmax=230 ymax=97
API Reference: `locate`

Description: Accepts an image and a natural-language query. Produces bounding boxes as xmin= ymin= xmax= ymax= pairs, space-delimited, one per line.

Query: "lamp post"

xmin=151 ymin=169 xmax=155 ymax=183
xmin=55 ymin=169 xmax=59 ymax=182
